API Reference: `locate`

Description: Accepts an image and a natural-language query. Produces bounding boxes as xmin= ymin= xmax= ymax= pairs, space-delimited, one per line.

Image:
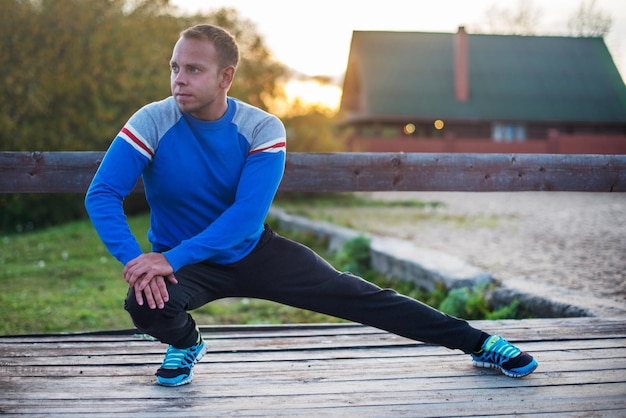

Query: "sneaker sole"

xmin=158 ymin=372 xmax=195 ymax=387
xmin=473 ymin=359 xmax=538 ymax=378
xmin=156 ymin=341 xmax=208 ymax=387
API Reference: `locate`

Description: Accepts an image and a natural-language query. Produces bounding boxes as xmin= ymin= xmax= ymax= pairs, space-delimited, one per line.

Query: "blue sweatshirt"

xmin=85 ymin=96 xmax=286 ymax=271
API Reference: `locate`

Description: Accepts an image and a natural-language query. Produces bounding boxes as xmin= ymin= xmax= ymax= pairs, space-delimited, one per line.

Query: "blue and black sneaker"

xmin=156 ymin=335 xmax=207 ymax=386
xmin=471 ymin=335 xmax=538 ymax=378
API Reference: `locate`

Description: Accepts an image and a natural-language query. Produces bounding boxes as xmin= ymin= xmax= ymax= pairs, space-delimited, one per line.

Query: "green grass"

xmin=0 ymin=213 xmax=357 ymax=335
xmin=0 ymin=216 xmax=151 ymax=334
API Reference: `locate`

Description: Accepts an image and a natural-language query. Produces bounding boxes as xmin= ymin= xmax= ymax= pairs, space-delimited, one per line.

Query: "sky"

xmin=171 ymin=0 xmax=626 ymax=108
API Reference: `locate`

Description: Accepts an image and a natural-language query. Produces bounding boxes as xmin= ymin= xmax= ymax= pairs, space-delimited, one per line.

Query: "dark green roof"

xmin=341 ymin=30 xmax=626 ymax=123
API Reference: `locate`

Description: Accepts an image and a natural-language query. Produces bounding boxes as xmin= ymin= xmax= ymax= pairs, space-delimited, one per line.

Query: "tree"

xmin=0 ymin=0 xmax=179 ymax=152
xmin=0 ymin=0 xmax=289 ymax=232
xmin=0 ymin=0 xmax=288 ymax=153
xmin=282 ymin=107 xmax=344 ymax=153
xmin=567 ymin=0 xmax=612 ymax=37
xmin=480 ymin=0 xmax=542 ymax=35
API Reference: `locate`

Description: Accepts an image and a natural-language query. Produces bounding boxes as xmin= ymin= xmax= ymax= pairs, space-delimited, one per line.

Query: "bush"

xmin=439 ymin=287 xmax=490 ymax=320
xmin=435 ymin=284 xmax=522 ymax=320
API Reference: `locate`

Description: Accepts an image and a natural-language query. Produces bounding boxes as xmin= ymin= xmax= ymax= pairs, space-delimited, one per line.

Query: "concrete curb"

xmin=368 ymin=237 xmax=493 ymax=291
xmin=269 ymin=208 xmax=620 ymax=318
xmin=492 ymin=277 xmax=626 ymax=318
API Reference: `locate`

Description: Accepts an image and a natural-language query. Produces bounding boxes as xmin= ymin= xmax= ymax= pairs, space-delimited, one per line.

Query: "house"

xmin=339 ymin=27 xmax=626 ymax=154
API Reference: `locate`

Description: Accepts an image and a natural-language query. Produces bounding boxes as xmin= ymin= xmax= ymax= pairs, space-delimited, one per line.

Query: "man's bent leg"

xmin=125 ymin=288 xmax=199 ymax=348
xmin=124 ymin=261 xmax=235 ymax=348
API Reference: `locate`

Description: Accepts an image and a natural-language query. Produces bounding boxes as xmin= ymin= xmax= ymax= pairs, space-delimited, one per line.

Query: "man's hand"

xmin=123 ymin=253 xmax=178 ymax=309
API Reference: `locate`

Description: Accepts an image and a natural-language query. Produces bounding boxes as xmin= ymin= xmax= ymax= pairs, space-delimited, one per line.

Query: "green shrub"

xmin=439 ymin=287 xmax=489 ymax=320
xmin=335 ymin=235 xmax=372 ymax=276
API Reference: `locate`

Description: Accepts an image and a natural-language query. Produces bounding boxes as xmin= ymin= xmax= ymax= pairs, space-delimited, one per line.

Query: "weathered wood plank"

xmin=1 ymin=333 xmax=624 ymax=361
xmin=1 ymin=151 xmax=624 ymax=193
xmin=0 ymin=151 xmax=104 ymax=193
xmin=3 ymin=369 xmax=626 ymax=400
xmin=1 ymin=317 xmax=624 ymax=349
xmin=2 ymin=317 xmax=624 ymax=343
xmin=3 ymin=347 xmax=624 ymax=381
xmin=1 ymin=319 xmax=625 ymax=416
xmin=2 ymin=381 xmax=625 ymax=416
xmin=0 ymin=404 xmax=623 ymax=418
xmin=4 ymin=346 xmax=624 ymax=377
xmin=283 ymin=152 xmax=626 ymax=192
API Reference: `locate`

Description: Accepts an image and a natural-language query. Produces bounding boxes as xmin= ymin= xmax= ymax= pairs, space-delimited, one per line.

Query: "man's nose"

xmin=174 ymin=71 xmax=186 ymax=84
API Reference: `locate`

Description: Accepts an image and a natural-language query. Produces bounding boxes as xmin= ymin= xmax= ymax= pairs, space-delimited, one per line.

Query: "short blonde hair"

xmin=181 ymin=24 xmax=240 ymax=70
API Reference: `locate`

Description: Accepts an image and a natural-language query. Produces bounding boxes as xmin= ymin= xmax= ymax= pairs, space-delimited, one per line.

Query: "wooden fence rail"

xmin=1 ymin=151 xmax=625 ymax=193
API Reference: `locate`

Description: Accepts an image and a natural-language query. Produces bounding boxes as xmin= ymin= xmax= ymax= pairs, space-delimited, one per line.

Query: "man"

xmin=85 ymin=24 xmax=538 ymax=387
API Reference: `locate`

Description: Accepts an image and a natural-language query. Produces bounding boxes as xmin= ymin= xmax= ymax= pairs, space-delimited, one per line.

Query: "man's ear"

xmin=220 ymin=66 xmax=236 ymax=89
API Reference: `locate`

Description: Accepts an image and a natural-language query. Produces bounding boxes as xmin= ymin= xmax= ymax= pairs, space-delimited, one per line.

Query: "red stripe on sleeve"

xmin=121 ymin=127 xmax=154 ymax=157
xmin=248 ymin=141 xmax=286 ymax=155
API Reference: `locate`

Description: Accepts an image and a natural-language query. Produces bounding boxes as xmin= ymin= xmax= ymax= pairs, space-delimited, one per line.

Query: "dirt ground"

xmin=316 ymin=192 xmax=626 ymax=313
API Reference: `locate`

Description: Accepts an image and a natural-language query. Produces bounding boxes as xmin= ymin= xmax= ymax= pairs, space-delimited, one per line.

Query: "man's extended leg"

xmin=232 ymin=226 xmax=537 ymax=377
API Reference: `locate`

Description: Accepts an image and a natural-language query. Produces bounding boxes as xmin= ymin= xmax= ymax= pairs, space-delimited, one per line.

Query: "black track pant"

xmin=125 ymin=225 xmax=484 ymax=353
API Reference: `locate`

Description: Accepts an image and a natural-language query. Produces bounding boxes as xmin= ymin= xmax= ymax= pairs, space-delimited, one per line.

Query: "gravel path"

xmin=327 ymin=192 xmax=626 ymax=316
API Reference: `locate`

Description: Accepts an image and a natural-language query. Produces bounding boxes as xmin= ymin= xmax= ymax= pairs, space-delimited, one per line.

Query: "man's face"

xmin=169 ymin=36 xmax=231 ymax=121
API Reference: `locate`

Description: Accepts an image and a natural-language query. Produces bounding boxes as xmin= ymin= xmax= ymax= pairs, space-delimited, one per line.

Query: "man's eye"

xmin=170 ymin=65 xmax=179 ymax=72
xmin=190 ymin=67 xmax=200 ymax=73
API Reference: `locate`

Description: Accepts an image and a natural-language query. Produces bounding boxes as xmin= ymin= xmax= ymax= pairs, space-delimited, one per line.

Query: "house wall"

xmin=346 ymin=133 xmax=626 ymax=154
xmin=547 ymin=133 xmax=626 ymax=154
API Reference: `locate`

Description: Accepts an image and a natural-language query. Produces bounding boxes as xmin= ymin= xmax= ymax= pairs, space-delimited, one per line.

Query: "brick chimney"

xmin=454 ymin=26 xmax=469 ymax=102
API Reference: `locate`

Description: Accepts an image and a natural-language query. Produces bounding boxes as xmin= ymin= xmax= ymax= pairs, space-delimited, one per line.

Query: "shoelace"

xmin=161 ymin=345 xmax=199 ymax=369
xmin=481 ymin=336 xmax=521 ymax=365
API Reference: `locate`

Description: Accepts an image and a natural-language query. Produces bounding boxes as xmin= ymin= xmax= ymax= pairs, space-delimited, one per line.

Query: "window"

xmin=492 ymin=123 xmax=526 ymax=142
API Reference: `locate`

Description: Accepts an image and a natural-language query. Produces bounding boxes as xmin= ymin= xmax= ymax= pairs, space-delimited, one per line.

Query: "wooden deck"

xmin=1 ymin=317 xmax=625 ymax=417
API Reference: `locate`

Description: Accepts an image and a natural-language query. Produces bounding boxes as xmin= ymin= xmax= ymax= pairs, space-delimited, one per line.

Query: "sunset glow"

xmin=284 ymin=79 xmax=342 ymax=112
